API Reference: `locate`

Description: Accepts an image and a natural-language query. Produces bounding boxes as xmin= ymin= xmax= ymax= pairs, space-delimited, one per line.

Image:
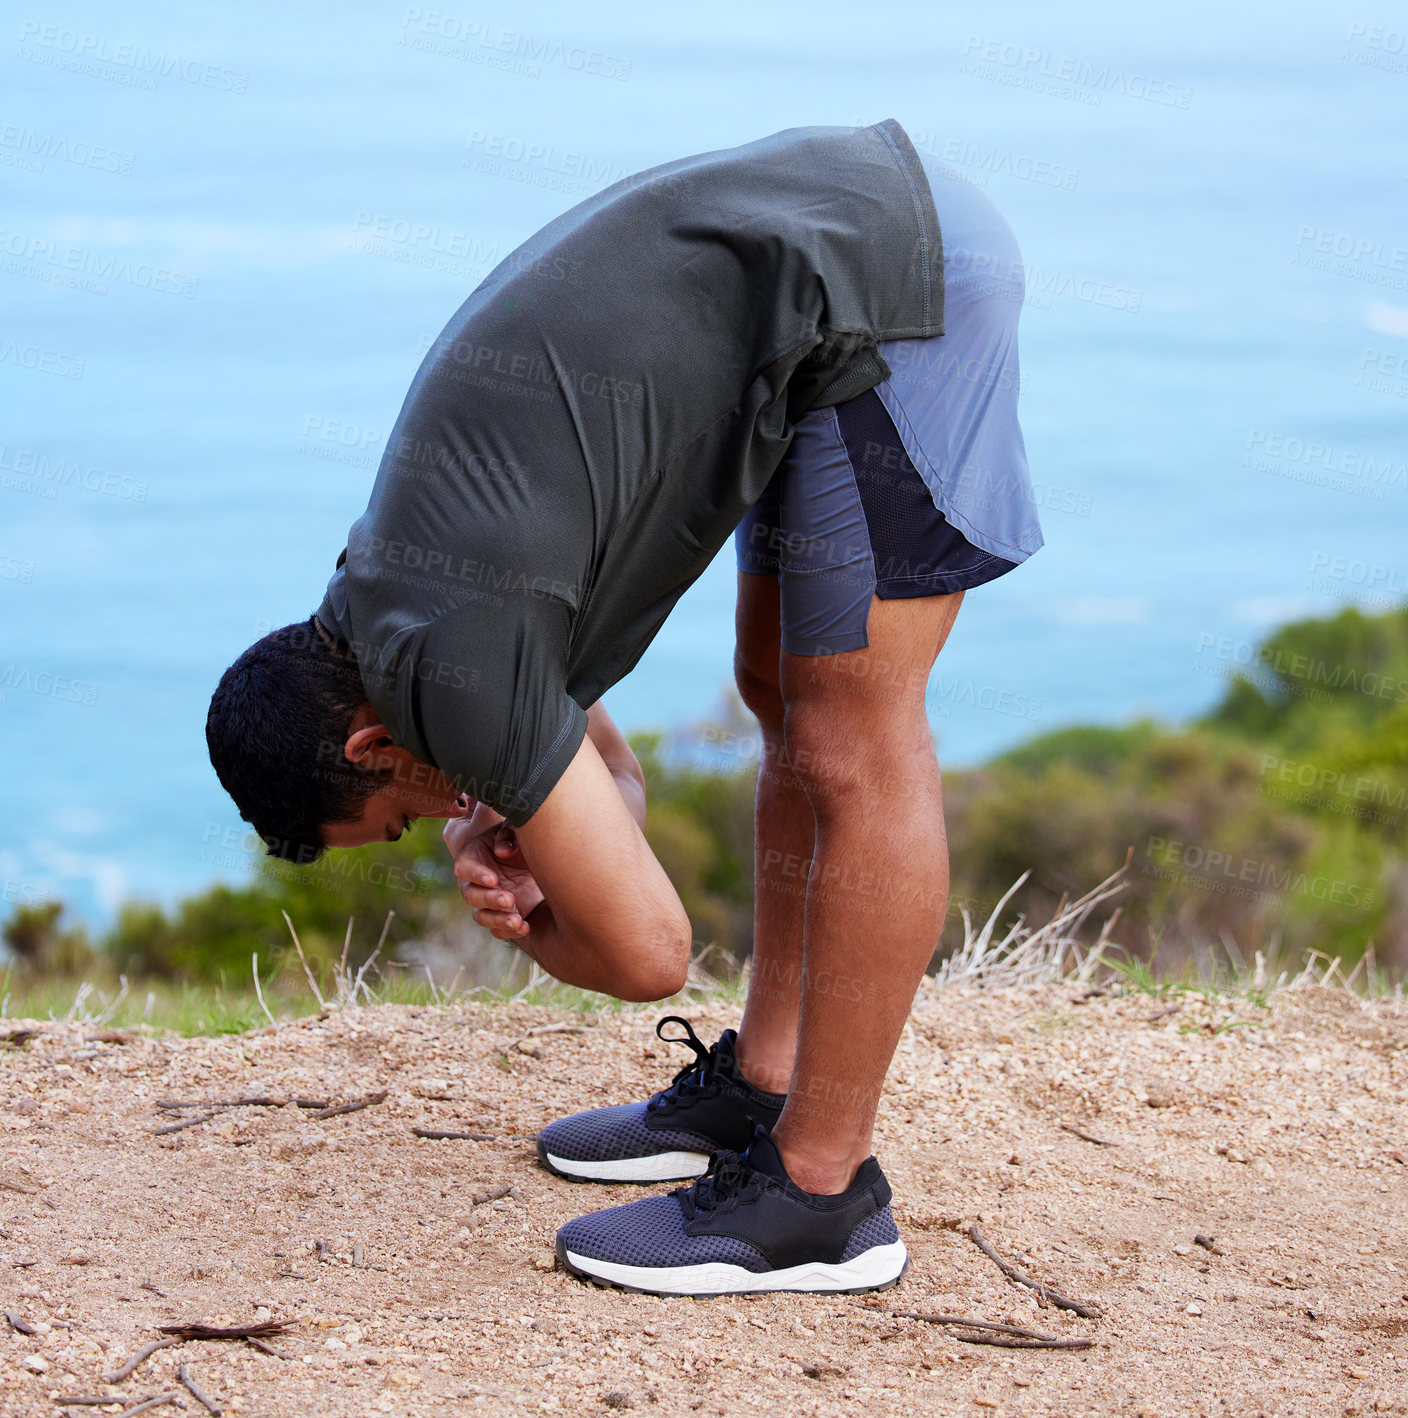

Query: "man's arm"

xmin=444 ymin=702 xmax=646 ymax=927
xmin=508 ymin=729 xmax=690 ymax=1000
xmin=584 ymin=701 xmax=647 ymax=827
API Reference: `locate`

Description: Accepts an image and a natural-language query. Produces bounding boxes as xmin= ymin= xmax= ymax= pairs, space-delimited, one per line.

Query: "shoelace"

xmin=674 ymin=1148 xmax=767 ymax=1219
xmin=646 ymin=1016 xmax=723 ymax=1115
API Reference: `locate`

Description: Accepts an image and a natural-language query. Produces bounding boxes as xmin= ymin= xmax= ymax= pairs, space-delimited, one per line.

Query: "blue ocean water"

xmin=2 ymin=1 xmax=1404 ymax=923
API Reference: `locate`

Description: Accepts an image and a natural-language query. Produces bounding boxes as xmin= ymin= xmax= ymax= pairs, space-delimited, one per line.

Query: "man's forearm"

xmin=516 ymin=899 xmax=671 ymax=1001
xmin=586 ymin=702 xmax=647 ymax=828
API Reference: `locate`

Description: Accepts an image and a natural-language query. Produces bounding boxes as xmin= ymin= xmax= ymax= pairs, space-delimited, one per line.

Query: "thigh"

xmin=780 ymin=591 xmax=963 ymax=790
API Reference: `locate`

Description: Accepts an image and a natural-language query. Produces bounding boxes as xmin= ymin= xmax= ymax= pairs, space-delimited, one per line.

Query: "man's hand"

xmin=444 ymin=811 xmax=542 ymax=940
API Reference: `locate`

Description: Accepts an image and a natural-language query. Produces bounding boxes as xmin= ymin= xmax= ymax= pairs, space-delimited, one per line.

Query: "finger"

xmin=453 ymin=859 xmax=499 ymax=888
xmin=460 ymin=883 xmax=518 ymax=913
xmin=472 ymin=908 xmax=529 ymax=939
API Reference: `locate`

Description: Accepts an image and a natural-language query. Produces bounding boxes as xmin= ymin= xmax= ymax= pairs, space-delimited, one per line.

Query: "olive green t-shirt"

xmin=315 ymin=118 xmax=945 ymax=824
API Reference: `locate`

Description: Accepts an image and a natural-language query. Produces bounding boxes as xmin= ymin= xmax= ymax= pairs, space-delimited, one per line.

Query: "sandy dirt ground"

xmin=1 ymin=985 xmax=1406 ymax=1417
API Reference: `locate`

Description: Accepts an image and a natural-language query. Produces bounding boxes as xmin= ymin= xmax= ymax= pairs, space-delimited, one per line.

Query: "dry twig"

xmin=887 ymin=1310 xmax=1095 ymax=1350
xmin=6 ymin=1308 xmax=38 ymax=1335
xmin=177 ymin=1363 xmax=223 ymax=1415
xmin=1146 ymin=1003 xmax=1182 ymax=1023
xmin=101 ymin=1337 xmax=182 ymax=1384
xmin=252 ymin=952 xmax=276 ymax=1028
xmin=157 ymin=1320 xmax=292 ymax=1341
xmin=152 ymin=1112 xmax=217 ymax=1137
xmin=156 ymin=1096 xmax=328 ymax=1112
xmin=1059 ymin=1123 xmax=1120 ymax=1148
xmin=308 ymin=1090 xmax=387 ymax=1121
xmin=118 ymin=1394 xmax=181 ymax=1416
xmin=411 ymin=1127 xmax=498 ymax=1141
xmin=282 ymin=911 xmax=326 ymax=1008
xmin=244 ymin=1337 xmax=292 ymax=1359
xmin=966 ymin=1225 xmax=1102 ymax=1319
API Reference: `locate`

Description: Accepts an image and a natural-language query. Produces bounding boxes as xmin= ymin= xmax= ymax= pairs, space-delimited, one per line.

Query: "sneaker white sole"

xmin=560 ymin=1239 xmax=908 ymax=1296
xmin=542 ymin=1148 xmax=712 ymax=1183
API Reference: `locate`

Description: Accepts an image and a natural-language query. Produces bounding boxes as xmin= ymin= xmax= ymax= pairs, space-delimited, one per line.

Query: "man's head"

xmin=206 ymin=618 xmax=468 ymax=862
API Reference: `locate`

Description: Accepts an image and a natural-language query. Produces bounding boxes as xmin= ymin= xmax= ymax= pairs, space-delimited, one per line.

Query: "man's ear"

xmin=343 ymin=703 xmax=395 ymax=765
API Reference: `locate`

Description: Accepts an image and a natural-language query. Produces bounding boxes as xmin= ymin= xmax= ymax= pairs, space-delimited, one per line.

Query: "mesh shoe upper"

xmin=537 ymin=1018 xmax=787 ymax=1164
xmin=538 ymin=1101 xmax=718 ymax=1164
xmin=558 ymin=1193 xmax=772 ymax=1271
xmin=557 ymin=1129 xmax=901 ymax=1274
xmin=840 ymin=1207 xmax=901 ymax=1260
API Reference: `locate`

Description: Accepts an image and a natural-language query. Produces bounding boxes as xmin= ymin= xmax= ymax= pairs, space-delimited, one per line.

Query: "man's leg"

xmin=731 ymin=570 xmax=811 ymax=1097
xmin=771 ymin=590 xmax=964 ymax=1195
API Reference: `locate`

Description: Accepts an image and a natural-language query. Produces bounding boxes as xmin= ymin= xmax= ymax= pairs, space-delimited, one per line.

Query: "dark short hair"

xmin=206 ymin=618 xmax=390 ymax=864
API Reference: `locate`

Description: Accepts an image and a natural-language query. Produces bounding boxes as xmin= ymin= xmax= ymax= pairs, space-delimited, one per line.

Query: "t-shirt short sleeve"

xmin=399 ymin=595 xmax=588 ymax=827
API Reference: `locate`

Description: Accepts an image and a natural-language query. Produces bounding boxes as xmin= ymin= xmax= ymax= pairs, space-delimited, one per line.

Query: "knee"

xmin=782 ymin=700 xmax=867 ymax=804
xmin=734 ymin=655 xmax=784 ymax=739
xmin=783 ymin=695 xmax=939 ymax=812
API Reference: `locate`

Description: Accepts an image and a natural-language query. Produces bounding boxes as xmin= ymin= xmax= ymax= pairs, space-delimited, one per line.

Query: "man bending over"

xmin=206 ymin=119 xmax=1042 ymax=1296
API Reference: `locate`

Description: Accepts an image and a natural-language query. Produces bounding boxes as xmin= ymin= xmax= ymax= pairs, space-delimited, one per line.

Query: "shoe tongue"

xmin=741 ymin=1124 xmax=790 ymax=1183
xmin=710 ymin=1029 xmax=740 ymax=1077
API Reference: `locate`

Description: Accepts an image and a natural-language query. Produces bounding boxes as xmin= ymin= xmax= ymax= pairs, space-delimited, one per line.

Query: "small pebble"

xmin=1185 ymin=1302 xmax=1203 ymax=1316
xmin=21 ymin=1354 xmax=49 ymax=1373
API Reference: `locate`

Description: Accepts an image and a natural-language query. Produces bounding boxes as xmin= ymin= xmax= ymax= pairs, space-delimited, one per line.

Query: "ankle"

xmin=770 ymin=1129 xmax=868 ymax=1196
xmin=732 ymin=1035 xmax=794 ymax=1097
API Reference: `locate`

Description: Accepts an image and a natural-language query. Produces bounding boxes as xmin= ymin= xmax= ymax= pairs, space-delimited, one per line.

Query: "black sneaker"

xmin=535 ymin=1017 xmax=787 ymax=1184
xmin=555 ymin=1126 xmax=908 ymax=1296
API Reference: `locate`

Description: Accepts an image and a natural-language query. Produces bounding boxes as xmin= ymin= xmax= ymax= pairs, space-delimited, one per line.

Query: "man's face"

xmin=321 ymin=778 xmax=470 ymax=850
xmin=319 ymin=710 xmax=473 ymax=850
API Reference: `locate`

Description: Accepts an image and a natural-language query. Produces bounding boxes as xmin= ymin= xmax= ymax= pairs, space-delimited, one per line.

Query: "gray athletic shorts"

xmin=735 ymin=148 xmax=1044 ymax=657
